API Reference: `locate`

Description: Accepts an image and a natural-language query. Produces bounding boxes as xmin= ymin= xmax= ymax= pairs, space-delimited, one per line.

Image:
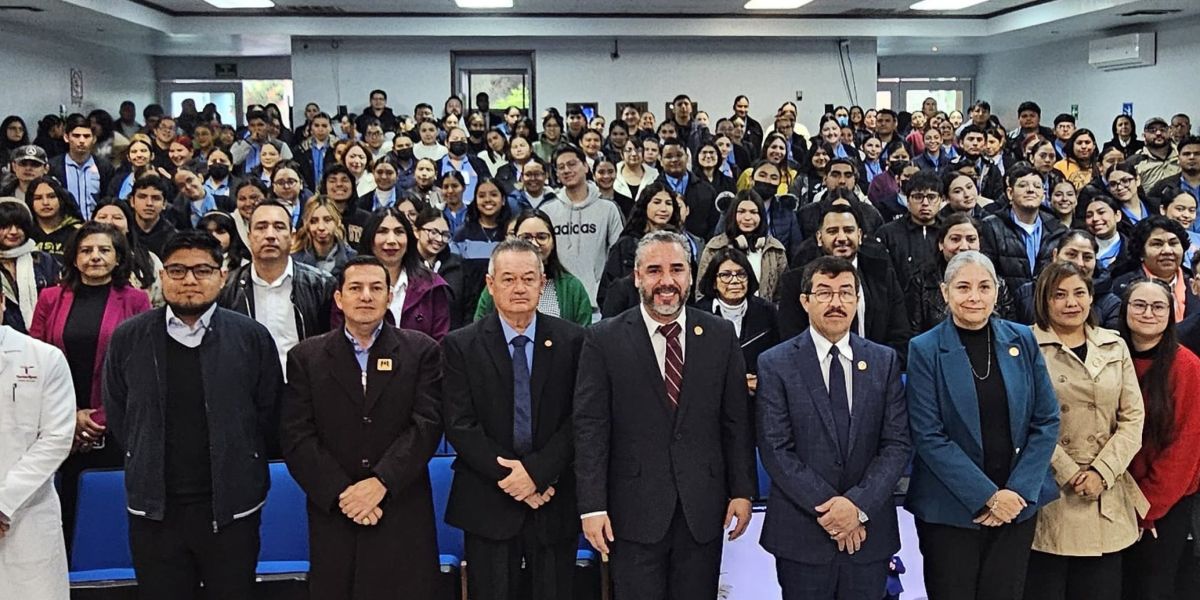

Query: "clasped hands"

xmin=339 ymin=477 xmax=387 ymax=527
xmin=973 ymin=489 xmax=1027 ymax=527
xmin=1069 ymin=468 xmax=1105 ymax=500
xmin=816 ymin=496 xmax=866 ymax=554
xmin=497 ymin=457 xmax=555 ymax=509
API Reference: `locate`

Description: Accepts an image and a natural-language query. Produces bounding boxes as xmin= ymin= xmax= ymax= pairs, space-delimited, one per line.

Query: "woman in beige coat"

xmin=1026 ymin=261 xmax=1147 ymax=600
xmin=697 ymin=190 xmax=787 ymax=302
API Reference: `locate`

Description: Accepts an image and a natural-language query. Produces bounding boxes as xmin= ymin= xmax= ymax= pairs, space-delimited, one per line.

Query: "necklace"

xmin=970 ymin=325 xmax=993 ymax=380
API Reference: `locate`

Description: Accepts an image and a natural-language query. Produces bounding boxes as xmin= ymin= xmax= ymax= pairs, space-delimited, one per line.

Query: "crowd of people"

xmin=0 ymin=88 xmax=1199 ymax=600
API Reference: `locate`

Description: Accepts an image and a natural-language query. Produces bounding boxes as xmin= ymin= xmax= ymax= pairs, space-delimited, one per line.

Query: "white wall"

xmin=154 ymin=56 xmax=292 ymax=81
xmin=292 ymin=37 xmax=877 ymax=133
xmin=0 ymin=24 xmax=155 ymax=126
xmin=976 ymin=17 xmax=1200 ymax=134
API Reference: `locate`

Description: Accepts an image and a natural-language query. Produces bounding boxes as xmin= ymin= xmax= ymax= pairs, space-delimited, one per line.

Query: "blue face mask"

xmin=837 ymin=116 xmax=849 ymax=127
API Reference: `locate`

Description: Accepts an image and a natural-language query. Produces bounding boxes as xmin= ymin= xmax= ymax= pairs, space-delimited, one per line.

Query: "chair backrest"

xmin=756 ymin=450 xmax=772 ymax=501
xmin=428 ymin=456 xmax=463 ymax=560
xmin=259 ymin=462 xmax=309 ymax=562
xmin=70 ymin=469 xmax=133 ymax=571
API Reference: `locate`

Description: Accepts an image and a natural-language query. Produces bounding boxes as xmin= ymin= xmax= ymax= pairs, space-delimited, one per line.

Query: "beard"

xmin=167 ymin=298 xmax=216 ymax=318
xmin=640 ymin=281 xmax=688 ymax=318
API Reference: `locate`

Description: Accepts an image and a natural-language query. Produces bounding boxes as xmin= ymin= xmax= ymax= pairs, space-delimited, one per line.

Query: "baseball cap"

xmin=10 ymin=144 xmax=47 ymax=165
xmin=1144 ymin=117 xmax=1168 ymax=130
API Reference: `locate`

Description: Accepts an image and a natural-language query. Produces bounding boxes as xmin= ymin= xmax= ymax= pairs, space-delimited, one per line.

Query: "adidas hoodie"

xmin=540 ymin=182 xmax=625 ymax=308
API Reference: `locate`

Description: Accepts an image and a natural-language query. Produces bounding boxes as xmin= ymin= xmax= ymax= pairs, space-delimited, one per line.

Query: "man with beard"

xmin=657 ymin=140 xmax=719 ymax=239
xmin=575 ymin=230 xmax=756 ymax=600
xmin=777 ymin=203 xmax=911 ymax=362
xmin=1149 ymin=135 xmax=1200 ymax=222
xmin=1127 ymin=117 xmax=1181 ymax=192
xmin=103 ymin=231 xmax=283 ymax=600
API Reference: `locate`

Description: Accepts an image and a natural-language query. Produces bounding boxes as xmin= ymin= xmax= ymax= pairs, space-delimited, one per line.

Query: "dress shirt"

xmin=251 ymin=259 xmax=299 ymax=371
xmin=810 ymin=329 xmax=855 ymax=414
xmin=1011 ymin=210 xmax=1044 ymax=276
xmin=499 ymin=313 xmax=537 ymax=373
xmin=851 ymin=256 xmax=866 ymax=338
xmin=64 ymin=154 xmax=101 ymax=219
xmin=387 ymin=269 xmax=409 ymax=325
xmin=344 ymin=323 xmax=383 ymax=391
xmin=640 ymin=303 xmax=687 ymax=378
xmin=166 ymin=302 xmax=218 ymax=348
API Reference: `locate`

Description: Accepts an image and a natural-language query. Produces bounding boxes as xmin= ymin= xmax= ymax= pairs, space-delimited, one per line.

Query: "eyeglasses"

xmin=420 ymin=227 xmax=451 ymax=240
xmin=910 ymin=192 xmax=940 ymax=204
xmin=518 ymin=232 xmax=552 ymax=244
xmin=1129 ymin=300 xmax=1170 ymax=316
xmin=156 ymin=124 xmax=175 ymax=132
xmin=163 ymin=264 xmax=220 ymax=280
xmin=1108 ymin=177 xmax=1135 ymax=189
xmin=716 ymin=271 xmax=748 ymax=283
xmin=805 ymin=289 xmax=858 ymax=304
xmin=556 ymin=159 xmax=582 ymax=171
xmin=274 ymin=179 xmax=300 ymax=188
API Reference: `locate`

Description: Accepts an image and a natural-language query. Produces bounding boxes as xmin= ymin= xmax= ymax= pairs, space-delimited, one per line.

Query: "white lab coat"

xmin=0 ymin=326 xmax=76 ymax=599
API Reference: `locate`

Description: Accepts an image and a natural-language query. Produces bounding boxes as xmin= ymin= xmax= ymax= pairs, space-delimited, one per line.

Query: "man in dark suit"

xmin=756 ymin=256 xmax=911 ymax=599
xmin=778 ymin=204 xmax=912 ymax=362
xmin=575 ymin=230 xmax=757 ymax=600
xmin=48 ymin=114 xmax=113 ymax=221
xmin=293 ymin=112 xmax=338 ymax=189
xmin=443 ymin=239 xmax=585 ymax=600
xmin=281 ymin=255 xmax=443 ymax=599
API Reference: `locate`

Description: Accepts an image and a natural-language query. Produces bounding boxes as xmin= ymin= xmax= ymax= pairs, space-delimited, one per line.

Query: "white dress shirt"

xmin=810 ymin=329 xmax=854 ymax=414
xmin=165 ymin=303 xmax=218 ymax=348
xmin=851 ymin=256 xmax=866 ymax=338
xmin=388 ymin=269 xmax=410 ymax=324
xmin=251 ymin=258 xmax=300 ymax=372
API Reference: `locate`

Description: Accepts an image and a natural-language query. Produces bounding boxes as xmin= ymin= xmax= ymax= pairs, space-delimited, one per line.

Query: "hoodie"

xmin=539 ymin=182 xmax=624 ymax=308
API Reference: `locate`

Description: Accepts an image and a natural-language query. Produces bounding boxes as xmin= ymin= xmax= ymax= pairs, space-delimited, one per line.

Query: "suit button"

xmin=362 ymin=416 xmax=372 ymax=424
xmin=1061 ymin=437 xmax=1071 ymax=445
xmin=361 ymin=459 xmax=370 ymax=468
xmin=1062 ymin=405 xmax=1070 ymax=413
xmin=1058 ymin=375 xmax=1067 ymax=383
xmin=1087 ymin=435 xmax=1096 ymax=442
xmin=674 ymin=434 xmax=682 ymax=441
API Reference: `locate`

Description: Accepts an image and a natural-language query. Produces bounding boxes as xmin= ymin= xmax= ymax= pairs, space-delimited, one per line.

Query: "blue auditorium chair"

xmin=69 ymin=469 xmax=136 ymax=586
xmin=257 ymin=461 xmax=310 ymax=579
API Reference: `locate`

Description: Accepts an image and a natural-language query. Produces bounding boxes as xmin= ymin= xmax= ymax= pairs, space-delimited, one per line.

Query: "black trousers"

xmin=916 ymin=517 xmax=1037 ymax=600
xmin=128 ymin=502 xmax=261 ymax=600
xmin=775 ymin=555 xmax=889 ymax=600
xmin=464 ymin=522 xmax=576 ymax=600
xmin=1023 ymin=549 xmax=1122 ymax=600
xmin=1122 ymin=493 xmax=1196 ymax=600
xmin=610 ymin=502 xmax=723 ymax=600
xmin=58 ymin=440 xmax=123 ymax=552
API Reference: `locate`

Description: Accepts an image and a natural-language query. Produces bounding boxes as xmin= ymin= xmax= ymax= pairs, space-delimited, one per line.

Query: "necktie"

xmin=511 ymin=335 xmax=533 ymax=456
xmin=659 ymin=322 xmax=683 ymax=408
xmin=828 ymin=346 xmax=851 ymax=456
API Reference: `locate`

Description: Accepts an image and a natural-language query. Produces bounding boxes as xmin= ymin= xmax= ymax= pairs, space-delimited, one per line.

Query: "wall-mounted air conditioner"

xmin=1088 ymin=32 xmax=1156 ymax=71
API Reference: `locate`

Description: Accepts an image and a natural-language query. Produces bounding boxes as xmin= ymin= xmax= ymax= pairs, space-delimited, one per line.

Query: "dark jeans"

xmin=610 ymin=502 xmax=723 ymax=600
xmin=916 ymin=517 xmax=1037 ymax=600
xmin=128 ymin=501 xmax=261 ymax=600
xmin=1122 ymin=494 xmax=1196 ymax=600
xmin=1023 ymin=549 xmax=1122 ymax=600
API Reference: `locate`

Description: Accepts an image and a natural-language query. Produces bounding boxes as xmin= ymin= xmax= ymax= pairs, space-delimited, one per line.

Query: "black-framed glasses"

xmin=420 ymin=227 xmax=451 ymax=240
xmin=518 ymin=232 xmax=552 ymax=244
xmin=716 ymin=271 xmax=748 ymax=283
xmin=163 ymin=264 xmax=220 ymax=280
xmin=805 ymin=289 xmax=858 ymax=304
xmin=1129 ymin=300 xmax=1169 ymax=316
xmin=910 ymin=192 xmax=941 ymax=204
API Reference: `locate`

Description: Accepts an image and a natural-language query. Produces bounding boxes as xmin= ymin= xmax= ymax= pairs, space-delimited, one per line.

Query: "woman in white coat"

xmin=0 ymin=324 xmax=76 ymax=600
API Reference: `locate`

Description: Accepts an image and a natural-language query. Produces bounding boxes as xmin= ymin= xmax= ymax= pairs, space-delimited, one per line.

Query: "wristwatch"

xmin=857 ymin=509 xmax=869 ymax=524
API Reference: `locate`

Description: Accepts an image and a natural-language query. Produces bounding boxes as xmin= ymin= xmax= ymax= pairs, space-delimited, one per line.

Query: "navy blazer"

xmin=756 ymin=329 xmax=912 ymax=564
xmin=904 ymin=318 xmax=1061 ymax=528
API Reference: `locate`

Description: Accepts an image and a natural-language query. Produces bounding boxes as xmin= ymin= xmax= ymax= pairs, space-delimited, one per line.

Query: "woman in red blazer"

xmin=29 ymin=221 xmax=151 ymax=548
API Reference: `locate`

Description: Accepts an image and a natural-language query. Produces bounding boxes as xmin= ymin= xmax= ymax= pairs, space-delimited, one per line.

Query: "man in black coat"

xmin=575 ymin=230 xmax=757 ymax=600
xmin=874 ymin=170 xmax=941 ymax=293
xmin=778 ymin=204 xmax=912 ymax=363
xmin=658 ymin=139 xmax=719 ymax=240
xmin=281 ymin=255 xmax=443 ymax=599
xmin=48 ymin=114 xmax=114 ymax=220
xmin=443 ymin=240 xmax=585 ymax=600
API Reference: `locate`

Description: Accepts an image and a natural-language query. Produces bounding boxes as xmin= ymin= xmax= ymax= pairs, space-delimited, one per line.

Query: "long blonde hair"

xmin=291 ymin=196 xmax=346 ymax=253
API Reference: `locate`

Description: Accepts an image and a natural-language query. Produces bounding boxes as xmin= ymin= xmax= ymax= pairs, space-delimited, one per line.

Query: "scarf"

xmin=1 ymin=239 xmax=38 ymax=328
xmin=714 ymin=297 xmax=748 ymax=337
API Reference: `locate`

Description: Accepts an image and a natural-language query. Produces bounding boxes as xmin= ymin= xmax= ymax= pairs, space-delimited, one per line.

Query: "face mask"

xmin=208 ymin=163 xmax=230 ymax=181
xmin=394 ymin=148 xmax=414 ymax=161
xmin=753 ymin=181 xmax=777 ymax=200
xmin=469 ymin=129 xmax=484 ymax=139
xmin=449 ymin=141 xmax=468 ymax=156
xmin=837 ymin=116 xmax=849 ymax=127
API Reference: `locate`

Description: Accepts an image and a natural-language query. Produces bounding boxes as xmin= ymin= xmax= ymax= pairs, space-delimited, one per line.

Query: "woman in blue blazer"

xmin=905 ymin=250 xmax=1061 ymax=600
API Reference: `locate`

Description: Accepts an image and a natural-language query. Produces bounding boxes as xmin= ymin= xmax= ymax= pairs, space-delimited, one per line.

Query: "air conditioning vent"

xmin=1119 ymin=9 xmax=1183 ymax=17
xmin=1088 ymin=32 xmax=1156 ymax=71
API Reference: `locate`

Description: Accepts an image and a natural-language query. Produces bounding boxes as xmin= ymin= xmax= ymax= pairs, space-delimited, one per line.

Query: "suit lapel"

xmin=937 ymin=321 xmax=984 ymax=453
xmin=365 ymin=326 xmax=402 ymax=413
xmin=324 ymin=331 xmax=366 ymax=406
xmin=481 ymin=314 xmax=516 ymax=406
xmin=674 ymin=310 xmax=703 ymax=432
xmin=795 ymin=330 xmax=843 ymax=454
xmin=846 ymin=335 xmax=871 ymax=458
xmin=531 ymin=318 xmax=552 ymax=421
xmin=624 ymin=310 xmax=672 ymax=416
xmin=993 ymin=324 xmax=1027 ymax=448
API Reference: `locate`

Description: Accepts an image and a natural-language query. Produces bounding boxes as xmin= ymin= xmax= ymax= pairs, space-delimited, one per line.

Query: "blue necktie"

xmin=511 ymin=335 xmax=533 ymax=456
xmin=828 ymin=346 xmax=851 ymax=457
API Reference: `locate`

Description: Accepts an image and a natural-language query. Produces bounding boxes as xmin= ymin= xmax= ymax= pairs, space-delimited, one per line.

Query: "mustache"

xmin=653 ymin=284 xmax=681 ymax=296
xmin=824 ymin=308 xmax=848 ymax=318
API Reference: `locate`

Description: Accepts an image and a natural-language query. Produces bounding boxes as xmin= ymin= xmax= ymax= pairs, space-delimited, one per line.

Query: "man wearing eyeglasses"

xmin=756 ymin=255 xmax=911 ymax=600
xmin=1127 ymin=117 xmax=1181 ymax=192
xmin=218 ymin=200 xmax=336 ymax=375
xmin=875 ymin=170 xmax=943 ymax=290
xmin=103 ymin=230 xmax=283 ymax=600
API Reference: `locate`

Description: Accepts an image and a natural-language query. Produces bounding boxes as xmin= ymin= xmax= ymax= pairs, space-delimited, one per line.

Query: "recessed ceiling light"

xmin=455 ymin=0 xmax=514 ymax=7
xmin=204 ymin=0 xmax=274 ymax=8
xmin=931 ymin=46 xmax=939 ymax=52
xmin=910 ymin=0 xmax=989 ymax=10
xmin=744 ymin=0 xmax=816 ymax=9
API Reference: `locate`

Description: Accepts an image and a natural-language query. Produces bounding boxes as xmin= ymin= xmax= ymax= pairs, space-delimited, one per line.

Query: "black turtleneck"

xmin=956 ymin=321 xmax=1014 ymax=489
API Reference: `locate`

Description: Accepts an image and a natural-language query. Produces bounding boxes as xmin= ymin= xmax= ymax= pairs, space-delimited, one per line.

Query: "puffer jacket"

xmin=979 ymin=211 xmax=1067 ymax=292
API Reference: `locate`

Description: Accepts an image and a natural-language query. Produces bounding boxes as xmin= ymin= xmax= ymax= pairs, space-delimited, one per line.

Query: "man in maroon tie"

xmin=574 ymin=229 xmax=757 ymax=600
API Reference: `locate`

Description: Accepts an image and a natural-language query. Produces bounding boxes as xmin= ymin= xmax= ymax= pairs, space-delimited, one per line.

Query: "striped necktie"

xmin=659 ymin=322 xmax=683 ymax=408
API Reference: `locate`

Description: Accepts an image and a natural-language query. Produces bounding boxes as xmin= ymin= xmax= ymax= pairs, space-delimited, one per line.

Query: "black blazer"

xmin=777 ymin=249 xmax=912 ymax=363
xmin=574 ymin=307 xmax=757 ymax=545
xmin=293 ymin=141 xmax=339 ymax=191
xmin=443 ymin=313 xmax=585 ymax=542
xmin=704 ymin=295 xmax=780 ymax=375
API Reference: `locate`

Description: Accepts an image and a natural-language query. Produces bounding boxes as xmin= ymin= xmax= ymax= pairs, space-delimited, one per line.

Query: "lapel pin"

xmin=377 ymin=358 xmax=393 ymax=371
xmin=1009 ymin=347 xmax=1020 ymax=357
xmin=857 ymin=360 xmax=867 ymax=371
xmin=694 ymin=325 xmax=704 ymax=336
xmin=544 ymin=339 xmax=553 ymax=348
